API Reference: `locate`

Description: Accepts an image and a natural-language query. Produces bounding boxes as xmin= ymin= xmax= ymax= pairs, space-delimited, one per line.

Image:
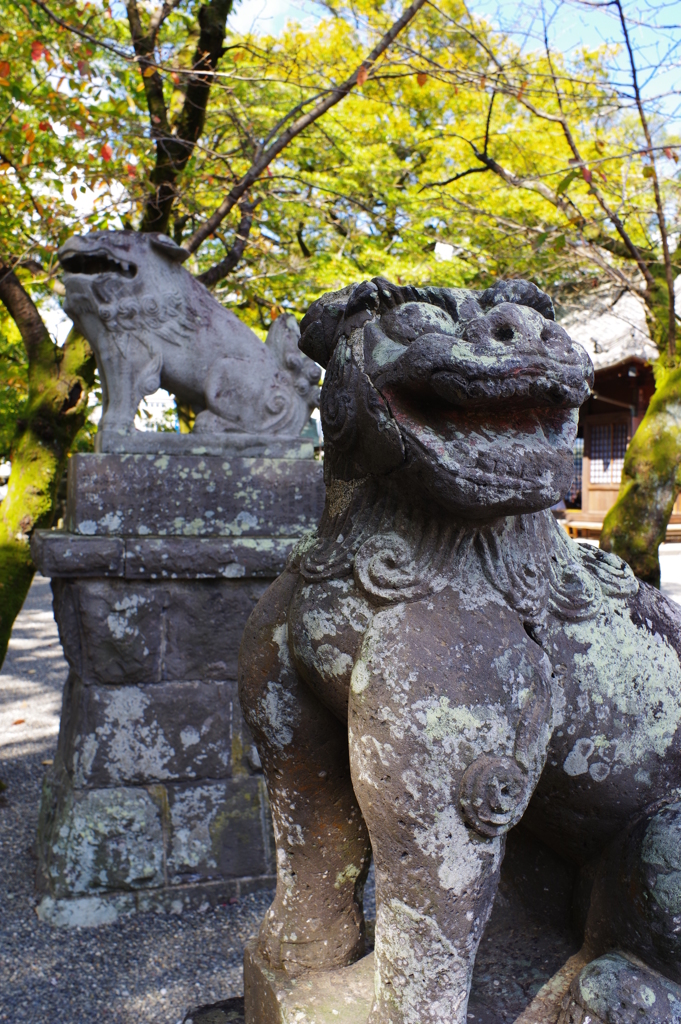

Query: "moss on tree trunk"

xmin=599 ymin=269 xmax=680 ymax=586
xmin=0 ymin=263 xmax=94 ymax=666
xmin=601 ymin=363 xmax=681 ymax=586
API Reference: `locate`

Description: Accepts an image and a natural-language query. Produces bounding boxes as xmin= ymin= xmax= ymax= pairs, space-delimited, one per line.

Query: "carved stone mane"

xmin=292 ymin=479 xmax=637 ymax=624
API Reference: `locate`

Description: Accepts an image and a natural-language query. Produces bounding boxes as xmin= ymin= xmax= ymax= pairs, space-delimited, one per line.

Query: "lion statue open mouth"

xmin=238 ymin=277 xmax=681 ymax=1024
xmin=301 ymin=275 xmax=592 ymax=516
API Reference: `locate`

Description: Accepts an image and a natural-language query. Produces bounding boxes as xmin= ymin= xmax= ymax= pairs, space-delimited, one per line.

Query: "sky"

xmin=481 ymin=0 xmax=681 ymax=124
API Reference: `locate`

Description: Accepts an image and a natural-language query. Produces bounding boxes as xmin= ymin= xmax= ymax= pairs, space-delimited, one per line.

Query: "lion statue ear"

xmin=299 ymin=283 xmax=357 ymax=368
xmin=150 ymin=233 xmax=190 ymax=264
xmin=479 ymin=279 xmax=555 ymax=321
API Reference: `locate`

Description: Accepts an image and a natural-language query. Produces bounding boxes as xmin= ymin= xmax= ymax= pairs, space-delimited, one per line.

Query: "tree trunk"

xmin=135 ymin=0 xmax=234 ymax=235
xmin=600 ymin=272 xmax=679 ymax=586
xmin=600 ymin=363 xmax=681 ymax=586
xmin=0 ymin=265 xmax=95 ymax=665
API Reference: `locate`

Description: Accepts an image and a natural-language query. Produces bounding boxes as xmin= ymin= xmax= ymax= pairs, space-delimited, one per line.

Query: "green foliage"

xmin=0 ymin=323 xmax=95 ymax=661
xmin=0 ymin=4 xmax=131 ymax=268
xmin=146 ymin=2 xmax=677 ymax=335
xmin=3 ymin=1 xmax=675 ymax=332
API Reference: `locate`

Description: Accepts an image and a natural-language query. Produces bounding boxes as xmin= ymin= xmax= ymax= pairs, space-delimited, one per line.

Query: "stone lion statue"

xmin=238 ymin=277 xmax=681 ymax=1023
xmin=58 ymin=231 xmax=320 ymax=439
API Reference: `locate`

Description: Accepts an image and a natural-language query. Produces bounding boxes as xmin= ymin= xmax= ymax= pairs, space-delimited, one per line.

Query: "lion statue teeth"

xmin=58 ymin=230 xmax=321 ymax=440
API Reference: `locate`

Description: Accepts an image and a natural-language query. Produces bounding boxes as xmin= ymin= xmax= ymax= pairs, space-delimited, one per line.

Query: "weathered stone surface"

xmin=58 ymin=230 xmax=319 ymax=443
xmin=31 ymin=530 xmax=125 ymax=577
xmin=52 ymin=578 xmax=163 ymax=682
xmin=125 ymin=536 xmax=294 ymax=580
xmin=31 ymin=531 xmax=297 ymax=579
xmin=38 ymin=767 xmax=273 ymax=898
xmin=167 ymin=777 xmax=273 ymax=884
xmin=512 ymin=951 xmax=590 ymax=1024
xmin=66 ymin=454 xmax=324 ymax=538
xmin=557 ymin=952 xmax=681 ymax=1024
xmin=52 ymin=577 xmax=269 ymax=684
xmin=36 ymin=446 xmax=313 ymax=924
xmin=239 ymin=276 xmax=681 ymax=1023
xmin=60 ymin=677 xmax=235 ymax=788
xmin=36 ymin=875 xmax=265 ymax=929
xmin=38 ymin=776 xmax=165 ymax=897
xmin=95 ymin=432 xmax=315 ymax=459
xmin=244 ymin=939 xmax=373 ymax=1024
xmin=162 ymin=580 xmax=270 ymax=682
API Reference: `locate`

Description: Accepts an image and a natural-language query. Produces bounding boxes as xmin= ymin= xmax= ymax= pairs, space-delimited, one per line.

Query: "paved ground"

xmin=2 ymin=550 xmax=681 ymax=1024
xmin=660 ymin=542 xmax=681 ymax=604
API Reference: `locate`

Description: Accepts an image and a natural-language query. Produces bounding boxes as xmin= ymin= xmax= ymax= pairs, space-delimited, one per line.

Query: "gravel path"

xmin=3 ymin=552 xmax=681 ymax=1024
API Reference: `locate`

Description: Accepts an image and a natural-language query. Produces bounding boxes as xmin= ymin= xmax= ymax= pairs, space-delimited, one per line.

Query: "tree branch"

xmin=147 ymin=0 xmax=182 ymax=46
xmin=196 ymin=200 xmax=257 ymax=288
xmin=483 ymin=86 xmax=496 ymax=156
xmin=532 ymin=16 xmax=657 ymax=295
xmin=30 ymin=0 xmax=132 ymax=59
xmin=421 ymin=165 xmax=489 ymax=190
xmin=0 ymin=261 xmax=51 ymax=363
xmin=184 ymin=0 xmax=429 ymax=255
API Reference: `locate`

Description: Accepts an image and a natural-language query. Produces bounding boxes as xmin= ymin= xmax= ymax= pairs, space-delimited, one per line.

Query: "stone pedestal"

xmin=31 ymin=451 xmax=323 ymax=927
xmin=244 ymin=940 xmax=373 ymax=1024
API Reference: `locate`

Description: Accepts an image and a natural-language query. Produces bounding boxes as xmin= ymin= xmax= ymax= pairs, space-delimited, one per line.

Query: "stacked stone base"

xmin=32 ymin=452 xmax=323 ymax=926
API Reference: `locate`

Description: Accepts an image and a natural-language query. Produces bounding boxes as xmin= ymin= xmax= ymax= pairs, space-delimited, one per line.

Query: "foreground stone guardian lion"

xmin=238 ymin=276 xmax=681 ymax=1023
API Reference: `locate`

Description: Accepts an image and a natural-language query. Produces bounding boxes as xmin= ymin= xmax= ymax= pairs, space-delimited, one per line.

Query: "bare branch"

xmin=421 ymin=165 xmax=490 ymax=189
xmin=196 ymin=200 xmax=258 ymax=288
xmin=431 ymin=28 xmax=660 ymax=295
xmin=483 ymin=88 xmax=496 ymax=156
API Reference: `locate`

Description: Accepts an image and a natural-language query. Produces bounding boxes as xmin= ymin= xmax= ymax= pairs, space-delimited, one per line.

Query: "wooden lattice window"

xmin=589 ymin=422 xmax=628 ymax=485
